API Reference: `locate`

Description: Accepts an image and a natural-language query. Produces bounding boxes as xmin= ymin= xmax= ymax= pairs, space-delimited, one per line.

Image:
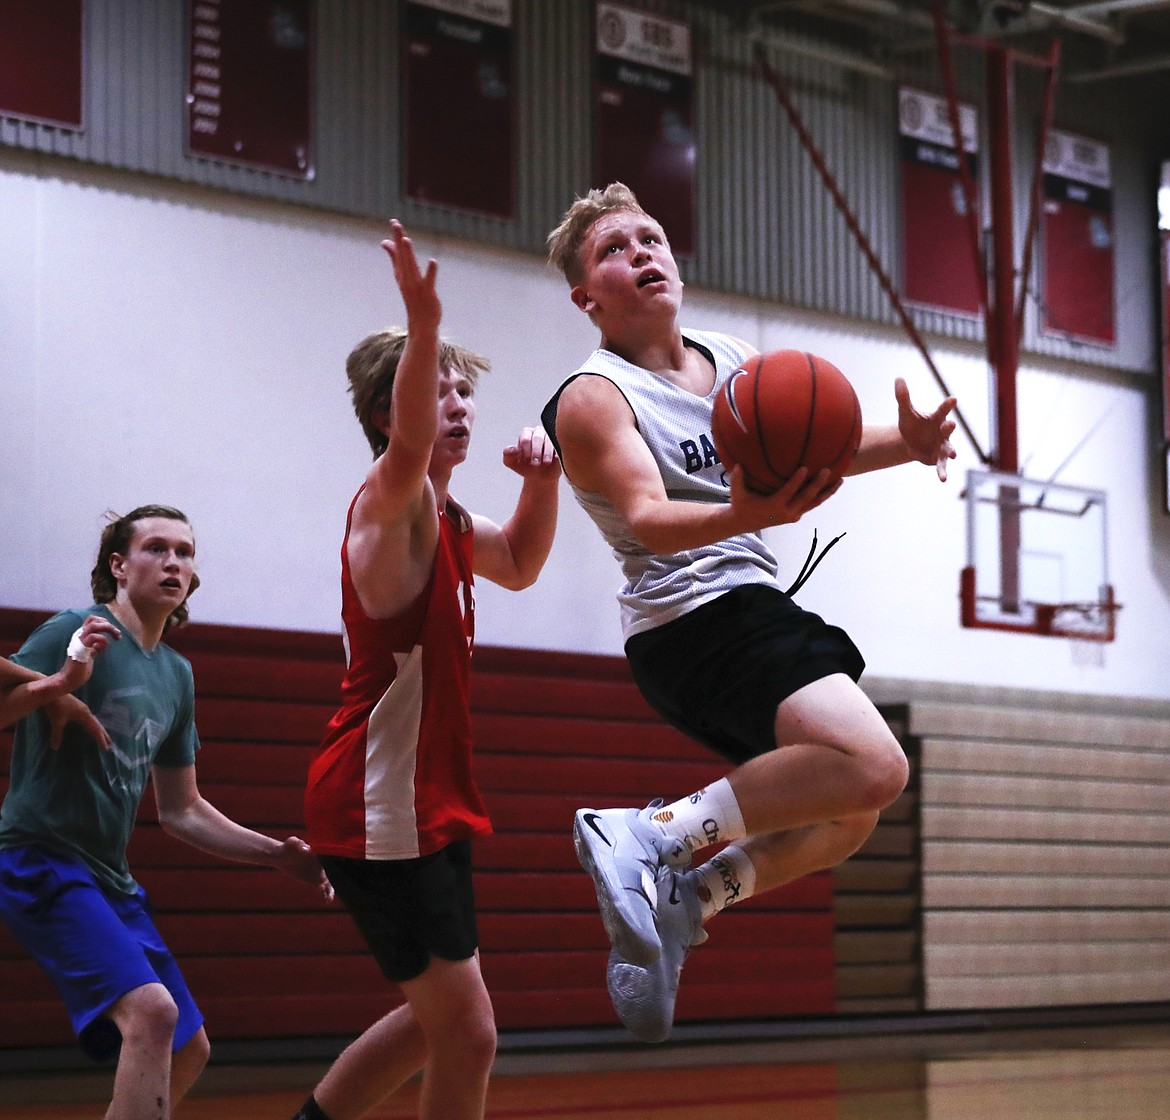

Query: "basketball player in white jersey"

xmin=542 ymin=183 xmax=956 ymax=1042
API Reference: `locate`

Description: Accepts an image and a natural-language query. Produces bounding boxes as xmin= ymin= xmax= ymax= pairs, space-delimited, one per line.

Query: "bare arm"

xmin=152 ymin=764 xmax=332 ymax=899
xmin=347 ymin=221 xmax=445 ymax=618
xmin=555 ymin=375 xmax=837 ymax=554
xmin=848 ymin=378 xmax=957 ymax=481
xmin=472 ymin=427 xmax=561 ymax=590
xmin=0 ymin=615 xmax=119 ymax=746
xmin=0 ymin=656 xmax=82 ymax=728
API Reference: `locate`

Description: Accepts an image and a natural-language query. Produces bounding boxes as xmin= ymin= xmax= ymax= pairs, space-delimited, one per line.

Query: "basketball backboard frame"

xmin=960 ymin=468 xmax=1119 ymax=641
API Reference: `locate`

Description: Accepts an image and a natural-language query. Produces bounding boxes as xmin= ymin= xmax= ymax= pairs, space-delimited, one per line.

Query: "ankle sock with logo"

xmin=690 ymin=843 xmax=757 ymax=923
xmin=651 ymin=778 xmax=747 ymax=855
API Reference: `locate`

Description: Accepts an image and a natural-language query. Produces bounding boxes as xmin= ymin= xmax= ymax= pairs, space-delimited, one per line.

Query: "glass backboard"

xmin=961 ymin=468 xmax=1117 ymax=641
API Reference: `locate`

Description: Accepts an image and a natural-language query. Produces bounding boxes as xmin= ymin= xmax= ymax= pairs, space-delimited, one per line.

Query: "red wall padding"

xmin=0 ymin=609 xmax=835 ymax=1049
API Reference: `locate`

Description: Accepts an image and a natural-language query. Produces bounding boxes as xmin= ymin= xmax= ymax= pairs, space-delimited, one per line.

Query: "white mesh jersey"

xmin=543 ymin=329 xmax=779 ymax=640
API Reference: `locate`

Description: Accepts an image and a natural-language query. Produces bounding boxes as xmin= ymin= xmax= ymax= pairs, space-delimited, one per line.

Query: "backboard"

xmin=961 ymin=469 xmax=1118 ymax=641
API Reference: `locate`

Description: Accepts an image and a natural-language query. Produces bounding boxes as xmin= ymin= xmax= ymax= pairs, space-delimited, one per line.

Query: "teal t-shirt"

xmin=0 ymin=605 xmax=200 ymax=894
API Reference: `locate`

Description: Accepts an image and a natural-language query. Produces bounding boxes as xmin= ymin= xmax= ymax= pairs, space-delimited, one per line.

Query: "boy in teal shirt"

xmin=0 ymin=505 xmax=330 ymax=1120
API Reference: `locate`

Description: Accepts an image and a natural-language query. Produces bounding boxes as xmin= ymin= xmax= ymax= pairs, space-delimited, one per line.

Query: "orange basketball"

xmin=711 ymin=349 xmax=862 ymax=494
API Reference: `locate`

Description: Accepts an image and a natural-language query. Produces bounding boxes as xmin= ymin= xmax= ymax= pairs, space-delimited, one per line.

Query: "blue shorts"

xmin=0 ymin=845 xmax=203 ymax=1062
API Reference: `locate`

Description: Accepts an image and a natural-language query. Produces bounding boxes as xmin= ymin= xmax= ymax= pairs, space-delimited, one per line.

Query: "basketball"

xmin=711 ymin=349 xmax=862 ymax=494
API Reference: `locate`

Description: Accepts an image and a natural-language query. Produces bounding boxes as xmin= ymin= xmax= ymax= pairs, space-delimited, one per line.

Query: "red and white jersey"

xmin=306 ymin=491 xmax=491 ymax=860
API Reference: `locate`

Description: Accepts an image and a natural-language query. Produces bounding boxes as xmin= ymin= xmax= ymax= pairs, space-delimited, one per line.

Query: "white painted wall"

xmin=3 ymin=150 xmax=1169 ymax=699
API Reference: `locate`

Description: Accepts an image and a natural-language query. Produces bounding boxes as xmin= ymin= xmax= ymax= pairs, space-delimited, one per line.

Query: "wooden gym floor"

xmin=3 ymin=1020 xmax=1170 ymax=1119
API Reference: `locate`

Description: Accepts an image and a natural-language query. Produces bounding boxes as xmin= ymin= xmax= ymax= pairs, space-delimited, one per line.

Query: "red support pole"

xmin=986 ymin=44 xmax=1019 ymax=475
xmin=986 ymin=44 xmax=1022 ymax=612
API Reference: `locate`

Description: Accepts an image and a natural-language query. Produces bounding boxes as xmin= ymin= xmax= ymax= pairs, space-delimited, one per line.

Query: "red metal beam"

xmin=753 ymin=43 xmax=989 ymax=465
xmin=1015 ymin=39 xmax=1062 ymax=343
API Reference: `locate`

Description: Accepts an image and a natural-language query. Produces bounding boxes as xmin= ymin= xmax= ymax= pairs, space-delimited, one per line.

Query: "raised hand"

xmin=45 ymin=614 xmax=120 ymax=748
xmin=895 ymin=377 xmax=957 ymax=482
xmin=58 ymin=614 xmax=121 ymax=693
xmin=381 ymin=219 xmax=440 ymax=334
xmin=502 ymin=426 xmax=562 ymax=481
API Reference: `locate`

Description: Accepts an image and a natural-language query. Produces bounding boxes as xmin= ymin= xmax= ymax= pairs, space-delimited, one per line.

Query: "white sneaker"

xmin=605 ymin=866 xmax=705 ymax=1043
xmin=573 ymin=800 xmax=690 ymax=968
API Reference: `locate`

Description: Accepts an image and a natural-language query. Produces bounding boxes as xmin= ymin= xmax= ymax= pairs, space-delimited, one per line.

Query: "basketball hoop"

xmin=960 ymin=469 xmax=1119 ymax=642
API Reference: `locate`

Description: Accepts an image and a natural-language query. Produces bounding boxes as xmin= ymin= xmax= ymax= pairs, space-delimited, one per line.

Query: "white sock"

xmin=691 ymin=844 xmax=757 ymax=923
xmin=650 ymin=778 xmax=747 ymax=855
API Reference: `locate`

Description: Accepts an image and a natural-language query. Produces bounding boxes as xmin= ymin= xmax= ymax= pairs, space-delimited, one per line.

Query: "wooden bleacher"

xmin=0 ymin=609 xmax=838 ymax=1053
xmin=914 ymin=699 xmax=1170 ymax=1010
xmin=865 ymin=678 xmax=1170 ymax=1014
xmin=832 ymin=703 xmax=922 ymax=1014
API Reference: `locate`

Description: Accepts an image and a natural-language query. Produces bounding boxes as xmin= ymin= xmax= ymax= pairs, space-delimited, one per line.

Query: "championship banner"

xmin=1040 ymin=129 xmax=1115 ymax=346
xmin=595 ymin=3 xmax=694 ymax=256
xmin=898 ymin=87 xmax=981 ymax=316
xmin=186 ymin=0 xmax=313 ymax=178
xmin=403 ymin=0 xmax=514 ymax=217
xmin=0 ymin=0 xmax=83 ymax=129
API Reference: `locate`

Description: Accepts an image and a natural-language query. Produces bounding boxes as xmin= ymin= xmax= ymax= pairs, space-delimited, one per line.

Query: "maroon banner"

xmin=1040 ymin=130 xmax=1115 ymax=347
xmin=594 ymin=3 xmax=694 ymax=256
xmin=187 ymin=0 xmax=313 ymax=178
xmin=403 ymin=0 xmax=514 ymax=218
xmin=1162 ymin=227 xmax=1170 ymax=447
xmin=0 ymin=0 xmax=83 ymax=128
xmin=898 ymin=88 xmax=981 ymax=317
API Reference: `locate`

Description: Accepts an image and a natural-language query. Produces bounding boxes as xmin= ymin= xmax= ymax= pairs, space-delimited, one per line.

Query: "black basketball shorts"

xmin=321 ymin=839 xmax=478 ymax=983
xmin=624 ymin=583 xmax=865 ymax=766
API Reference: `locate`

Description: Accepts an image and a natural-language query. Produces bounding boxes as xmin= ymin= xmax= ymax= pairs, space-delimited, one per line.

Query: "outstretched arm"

xmin=848 ymin=378 xmax=957 ymax=481
xmin=347 ymin=220 xmax=446 ymax=619
xmin=473 ymin=427 xmax=562 ymax=590
xmin=361 ymin=220 xmax=444 ymax=526
xmin=152 ymin=764 xmax=333 ymax=901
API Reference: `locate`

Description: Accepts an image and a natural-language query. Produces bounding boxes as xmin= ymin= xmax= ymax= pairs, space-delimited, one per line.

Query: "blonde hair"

xmin=546 ymin=182 xmax=648 ymax=285
xmin=346 ymin=329 xmax=490 ymax=458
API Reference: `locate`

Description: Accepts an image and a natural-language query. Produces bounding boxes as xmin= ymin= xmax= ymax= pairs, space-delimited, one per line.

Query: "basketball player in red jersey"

xmin=296 ymin=221 xmax=560 ymax=1120
xmin=541 ymin=183 xmax=956 ymax=1042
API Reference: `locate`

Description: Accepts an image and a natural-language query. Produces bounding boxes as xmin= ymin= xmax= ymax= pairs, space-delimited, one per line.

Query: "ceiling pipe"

xmin=1064 ymin=0 xmax=1170 ymax=17
xmin=745 ymin=19 xmax=897 ymax=79
xmin=1066 ymin=51 xmax=1170 ymax=77
xmin=751 ymin=0 xmax=933 ymax=27
xmin=1025 ymin=2 xmax=1127 ymax=44
xmin=815 ymin=0 xmax=936 ymax=27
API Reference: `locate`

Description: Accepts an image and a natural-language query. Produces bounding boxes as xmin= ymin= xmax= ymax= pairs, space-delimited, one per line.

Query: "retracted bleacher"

xmin=0 ymin=610 xmax=840 ymax=1053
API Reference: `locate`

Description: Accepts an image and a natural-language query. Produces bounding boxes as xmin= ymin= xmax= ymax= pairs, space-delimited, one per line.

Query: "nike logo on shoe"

xmin=582 ymin=812 xmax=613 ymax=847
